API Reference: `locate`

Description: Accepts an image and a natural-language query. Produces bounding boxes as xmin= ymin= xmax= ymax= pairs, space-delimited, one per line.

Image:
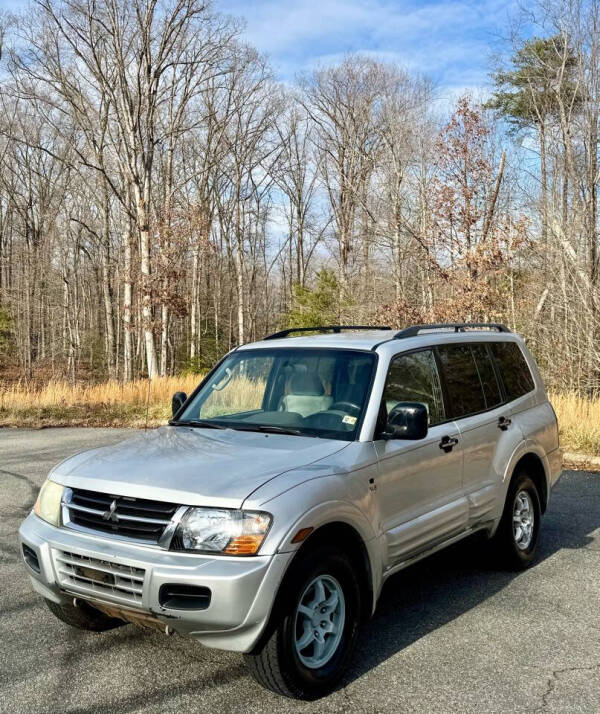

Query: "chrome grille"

xmin=54 ymin=550 xmax=145 ymax=608
xmin=64 ymin=488 xmax=179 ymax=542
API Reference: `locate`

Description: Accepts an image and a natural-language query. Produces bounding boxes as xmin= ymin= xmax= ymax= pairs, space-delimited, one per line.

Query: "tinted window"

xmin=437 ymin=344 xmax=486 ymax=418
xmin=471 ymin=344 xmax=502 ymax=408
xmin=490 ymin=342 xmax=534 ymax=400
xmin=383 ymin=350 xmax=445 ymax=425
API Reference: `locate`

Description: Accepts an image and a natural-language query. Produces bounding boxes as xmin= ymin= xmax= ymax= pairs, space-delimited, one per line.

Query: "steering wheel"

xmin=329 ymin=401 xmax=361 ymax=416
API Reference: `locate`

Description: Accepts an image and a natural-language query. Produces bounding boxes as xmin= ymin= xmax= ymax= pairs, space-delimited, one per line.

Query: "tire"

xmin=45 ymin=598 xmax=124 ymax=632
xmin=244 ymin=545 xmax=361 ymax=700
xmin=492 ymin=471 xmax=542 ymax=570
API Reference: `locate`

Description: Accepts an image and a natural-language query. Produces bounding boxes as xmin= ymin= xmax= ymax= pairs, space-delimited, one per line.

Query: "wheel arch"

xmin=507 ymin=450 xmax=549 ymax=513
xmin=249 ymin=520 xmax=375 ymax=656
xmin=290 ymin=521 xmax=374 ymax=621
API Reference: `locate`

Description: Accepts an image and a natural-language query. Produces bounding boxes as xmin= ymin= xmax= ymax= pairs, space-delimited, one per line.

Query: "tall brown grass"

xmin=548 ymin=391 xmax=600 ymax=456
xmin=0 ymin=378 xmax=598 ymax=456
xmin=0 ymin=375 xmax=203 ymax=427
xmin=200 ymin=376 xmax=265 ymax=418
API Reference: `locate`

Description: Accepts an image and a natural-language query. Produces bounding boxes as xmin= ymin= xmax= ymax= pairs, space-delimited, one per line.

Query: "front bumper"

xmin=18 ymin=512 xmax=293 ymax=652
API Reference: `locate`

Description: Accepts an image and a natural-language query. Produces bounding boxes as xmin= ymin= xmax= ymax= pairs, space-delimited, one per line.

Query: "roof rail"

xmin=394 ymin=322 xmax=511 ymax=339
xmin=263 ymin=325 xmax=391 ymax=341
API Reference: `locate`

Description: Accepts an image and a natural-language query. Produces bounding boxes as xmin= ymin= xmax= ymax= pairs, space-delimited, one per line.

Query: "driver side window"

xmin=382 ymin=350 xmax=445 ymax=426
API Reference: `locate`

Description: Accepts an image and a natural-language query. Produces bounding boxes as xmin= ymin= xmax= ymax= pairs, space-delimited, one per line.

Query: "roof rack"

xmin=264 ymin=325 xmax=391 ymax=341
xmin=394 ymin=322 xmax=511 ymax=339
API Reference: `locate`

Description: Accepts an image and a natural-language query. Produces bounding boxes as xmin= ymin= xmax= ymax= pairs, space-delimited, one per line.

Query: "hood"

xmin=50 ymin=425 xmax=349 ymax=509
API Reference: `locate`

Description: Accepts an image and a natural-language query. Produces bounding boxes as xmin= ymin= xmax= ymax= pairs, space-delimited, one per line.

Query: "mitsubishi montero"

xmin=19 ymin=323 xmax=562 ymax=699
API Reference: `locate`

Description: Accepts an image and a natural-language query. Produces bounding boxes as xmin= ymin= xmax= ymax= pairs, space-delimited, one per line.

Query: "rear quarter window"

xmin=490 ymin=342 xmax=535 ymax=401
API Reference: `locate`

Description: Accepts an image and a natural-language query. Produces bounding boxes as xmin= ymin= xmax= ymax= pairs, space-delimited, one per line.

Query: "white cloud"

xmin=223 ymin=0 xmax=509 ymax=114
xmin=220 ymin=0 xmax=518 ymax=88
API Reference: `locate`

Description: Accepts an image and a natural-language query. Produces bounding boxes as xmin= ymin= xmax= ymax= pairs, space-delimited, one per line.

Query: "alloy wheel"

xmin=293 ymin=574 xmax=346 ymax=669
xmin=513 ymin=489 xmax=535 ymax=550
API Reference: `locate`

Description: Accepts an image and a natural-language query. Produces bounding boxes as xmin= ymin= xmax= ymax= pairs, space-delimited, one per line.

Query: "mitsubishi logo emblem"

xmin=102 ymin=499 xmax=119 ymax=523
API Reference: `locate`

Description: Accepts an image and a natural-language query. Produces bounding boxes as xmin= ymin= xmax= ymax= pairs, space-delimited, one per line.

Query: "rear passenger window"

xmin=383 ymin=350 xmax=445 ymax=425
xmin=437 ymin=344 xmax=487 ymax=418
xmin=490 ymin=342 xmax=534 ymax=400
xmin=471 ymin=344 xmax=502 ymax=408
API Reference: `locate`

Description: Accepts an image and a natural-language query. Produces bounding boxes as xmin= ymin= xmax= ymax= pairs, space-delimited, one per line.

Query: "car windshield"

xmin=176 ymin=348 xmax=376 ymax=441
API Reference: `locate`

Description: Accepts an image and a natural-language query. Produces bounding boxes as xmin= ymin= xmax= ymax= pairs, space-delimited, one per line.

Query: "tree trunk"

xmin=123 ymin=223 xmax=133 ymax=382
xmin=160 ymin=302 xmax=168 ymax=376
xmin=235 ymin=185 xmax=245 ymax=345
xmin=101 ymin=180 xmax=116 ymax=379
xmin=134 ymin=184 xmax=158 ymax=379
xmin=540 ymin=123 xmax=548 ymax=277
xmin=190 ymin=243 xmax=199 ymax=361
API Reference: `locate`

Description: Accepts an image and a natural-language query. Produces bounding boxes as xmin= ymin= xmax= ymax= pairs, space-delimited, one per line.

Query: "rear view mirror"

xmin=384 ymin=402 xmax=428 ymax=440
xmin=172 ymin=392 xmax=187 ymax=417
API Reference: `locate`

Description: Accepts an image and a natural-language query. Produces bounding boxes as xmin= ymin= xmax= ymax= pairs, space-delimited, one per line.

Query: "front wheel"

xmin=492 ymin=471 xmax=542 ymax=570
xmin=244 ymin=546 xmax=361 ymax=699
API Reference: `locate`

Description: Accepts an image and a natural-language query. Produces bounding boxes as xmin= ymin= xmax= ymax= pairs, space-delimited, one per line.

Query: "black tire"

xmin=45 ymin=598 xmax=124 ymax=632
xmin=244 ymin=545 xmax=361 ymax=700
xmin=492 ymin=471 xmax=542 ymax=570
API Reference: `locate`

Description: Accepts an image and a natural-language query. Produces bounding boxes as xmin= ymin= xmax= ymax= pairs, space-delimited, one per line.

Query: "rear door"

xmin=436 ymin=342 xmax=520 ymax=528
xmin=374 ymin=349 xmax=465 ymax=568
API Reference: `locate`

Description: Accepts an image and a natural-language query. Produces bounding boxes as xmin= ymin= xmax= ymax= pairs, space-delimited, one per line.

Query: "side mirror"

xmin=384 ymin=402 xmax=428 ymax=440
xmin=172 ymin=391 xmax=187 ymax=417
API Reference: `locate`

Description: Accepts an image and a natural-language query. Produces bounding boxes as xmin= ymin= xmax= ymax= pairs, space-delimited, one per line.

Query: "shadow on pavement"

xmin=345 ymin=470 xmax=600 ymax=684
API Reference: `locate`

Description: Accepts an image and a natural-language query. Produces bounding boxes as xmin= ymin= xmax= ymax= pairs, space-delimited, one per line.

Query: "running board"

xmin=382 ymin=524 xmax=489 ymax=582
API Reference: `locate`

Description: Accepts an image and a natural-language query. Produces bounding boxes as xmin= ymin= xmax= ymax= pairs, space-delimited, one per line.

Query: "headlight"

xmin=34 ymin=479 xmax=64 ymax=526
xmin=172 ymin=508 xmax=272 ymax=556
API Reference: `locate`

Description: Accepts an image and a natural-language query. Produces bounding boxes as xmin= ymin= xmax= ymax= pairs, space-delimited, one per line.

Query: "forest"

xmin=0 ymin=0 xmax=599 ymax=408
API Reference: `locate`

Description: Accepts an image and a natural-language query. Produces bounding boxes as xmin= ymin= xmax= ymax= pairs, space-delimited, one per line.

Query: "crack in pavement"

xmin=0 ymin=467 xmax=39 ymax=517
xmin=0 ymin=467 xmax=39 ymax=489
xmin=533 ymin=662 xmax=600 ymax=712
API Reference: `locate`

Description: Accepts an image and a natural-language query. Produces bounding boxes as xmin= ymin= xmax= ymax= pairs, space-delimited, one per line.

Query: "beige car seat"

xmin=282 ymin=372 xmax=333 ymax=417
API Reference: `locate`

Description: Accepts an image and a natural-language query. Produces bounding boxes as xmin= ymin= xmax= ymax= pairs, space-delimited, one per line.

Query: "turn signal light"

xmin=291 ymin=527 xmax=313 ymax=544
xmin=223 ymin=535 xmax=265 ymax=555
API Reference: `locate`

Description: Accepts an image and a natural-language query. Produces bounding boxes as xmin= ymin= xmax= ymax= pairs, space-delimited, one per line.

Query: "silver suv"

xmin=19 ymin=323 xmax=562 ymax=699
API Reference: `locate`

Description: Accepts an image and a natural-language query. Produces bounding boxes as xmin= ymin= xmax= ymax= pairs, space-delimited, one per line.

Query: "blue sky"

xmin=219 ymin=0 xmax=520 ymax=99
xmin=0 ymin=0 xmax=521 ymax=101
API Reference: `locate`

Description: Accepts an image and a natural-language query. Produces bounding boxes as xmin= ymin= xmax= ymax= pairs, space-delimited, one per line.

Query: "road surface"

xmin=1 ymin=428 xmax=599 ymax=713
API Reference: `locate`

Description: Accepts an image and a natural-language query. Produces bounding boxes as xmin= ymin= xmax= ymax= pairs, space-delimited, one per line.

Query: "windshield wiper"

xmin=233 ymin=424 xmax=305 ymax=436
xmin=170 ymin=419 xmax=229 ymax=430
xmin=171 ymin=419 xmax=305 ymax=436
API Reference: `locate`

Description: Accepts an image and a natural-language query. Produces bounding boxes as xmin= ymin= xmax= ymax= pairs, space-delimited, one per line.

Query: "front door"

xmin=373 ymin=349 xmax=466 ymax=569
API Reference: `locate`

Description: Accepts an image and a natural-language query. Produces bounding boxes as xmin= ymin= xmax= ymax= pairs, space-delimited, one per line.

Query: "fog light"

xmin=22 ymin=544 xmax=40 ymax=573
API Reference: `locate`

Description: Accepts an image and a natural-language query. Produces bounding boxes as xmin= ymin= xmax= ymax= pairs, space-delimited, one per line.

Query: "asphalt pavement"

xmin=1 ymin=427 xmax=599 ymax=713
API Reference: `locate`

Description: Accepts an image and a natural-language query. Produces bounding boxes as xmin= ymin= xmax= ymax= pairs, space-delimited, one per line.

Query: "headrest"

xmin=289 ymin=372 xmax=325 ymax=396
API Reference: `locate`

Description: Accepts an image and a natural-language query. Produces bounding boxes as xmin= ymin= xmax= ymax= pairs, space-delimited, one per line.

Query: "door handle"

xmin=498 ymin=416 xmax=512 ymax=431
xmin=439 ymin=435 xmax=459 ymax=453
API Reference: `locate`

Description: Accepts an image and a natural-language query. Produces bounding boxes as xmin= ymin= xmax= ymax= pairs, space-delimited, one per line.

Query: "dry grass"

xmin=0 ymin=375 xmax=203 ymax=427
xmin=200 ymin=376 xmax=265 ymax=418
xmin=1 ymin=378 xmax=599 ymax=457
xmin=549 ymin=391 xmax=600 ymax=456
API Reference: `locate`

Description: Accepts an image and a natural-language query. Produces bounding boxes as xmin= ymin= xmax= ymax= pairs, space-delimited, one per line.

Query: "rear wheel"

xmin=244 ymin=546 xmax=361 ymax=699
xmin=492 ymin=471 xmax=541 ymax=570
xmin=45 ymin=598 xmax=124 ymax=631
